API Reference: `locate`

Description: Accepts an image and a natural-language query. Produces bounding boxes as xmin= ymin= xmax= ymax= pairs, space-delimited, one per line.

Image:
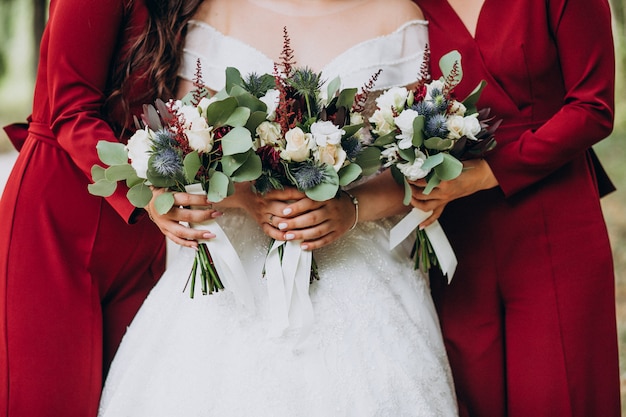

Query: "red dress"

xmin=416 ymin=0 xmax=620 ymax=416
xmin=0 ymin=0 xmax=165 ymax=415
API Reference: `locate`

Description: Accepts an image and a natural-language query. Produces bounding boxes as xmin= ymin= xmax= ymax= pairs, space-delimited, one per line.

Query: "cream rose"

xmin=375 ymin=87 xmax=409 ymax=112
xmin=126 ymin=127 xmax=153 ymax=179
xmin=315 ymin=144 xmax=347 ymax=172
xmin=281 ymin=127 xmax=312 ymax=162
xmin=369 ymin=109 xmax=396 ymax=136
xmin=256 ymin=121 xmax=283 ymax=147
xmin=185 ymin=116 xmax=214 ymax=153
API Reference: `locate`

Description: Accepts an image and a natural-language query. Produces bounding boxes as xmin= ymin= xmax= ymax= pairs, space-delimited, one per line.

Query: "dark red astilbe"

xmin=278 ymin=26 xmax=296 ymax=77
xmin=273 ymin=63 xmax=298 ymax=134
xmin=353 ymin=69 xmax=382 ymax=113
xmin=166 ymin=102 xmax=194 ymax=155
xmin=191 ymin=58 xmax=206 ymax=107
xmin=256 ymin=145 xmax=284 ymax=174
xmin=442 ymin=60 xmax=461 ymax=97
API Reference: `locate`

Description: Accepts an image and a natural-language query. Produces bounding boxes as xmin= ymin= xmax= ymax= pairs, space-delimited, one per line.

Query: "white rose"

xmin=369 ymin=109 xmax=396 ymax=136
xmin=461 ymin=114 xmax=481 ymax=140
xmin=260 ymin=89 xmax=280 ymax=121
xmin=310 ymin=120 xmax=345 ymax=146
xmin=126 ymin=127 xmax=153 ymax=179
xmin=256 ymin=121 xmax=283 ymax=147
xmin=375 ymin=87 xmax=408 ymax=112
xmin=177 ymin=104 xmax=202 ymax=129
xmin=394 ymin=109 xmax=419 ymax=150
xmin=397 ymin=149 xmax=430 ymax=181
xmin=281 ymin=127 xmax=312 ymax=162
xmin=183 ymin=114 xmax=214 ymax=153
xmin=446 ymin=115 xmax=465 ymax=140
xmin=448 ymin=100 xmax=466 ymax=116
xmin=315 ymin=144 xmax=347 ymax=172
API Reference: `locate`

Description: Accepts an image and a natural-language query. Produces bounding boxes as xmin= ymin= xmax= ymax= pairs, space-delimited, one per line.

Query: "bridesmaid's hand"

xmin=271 ymin=191 xmax=358 ymax=251
xmin=145 ymin=188 xmax=222 ymax=249
xmin=408 ymin=159 xmax=498 ymax=228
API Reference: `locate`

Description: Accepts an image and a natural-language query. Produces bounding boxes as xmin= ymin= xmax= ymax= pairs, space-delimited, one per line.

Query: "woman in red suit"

xmin=412 ymin=0 xmax=620 ymax=416
xmin=0 ymin=0 xmax=210 ymax=415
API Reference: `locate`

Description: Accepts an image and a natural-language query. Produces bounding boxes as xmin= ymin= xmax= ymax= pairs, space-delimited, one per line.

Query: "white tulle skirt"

xmin=98 ymin=209 xmax=458 ymax=417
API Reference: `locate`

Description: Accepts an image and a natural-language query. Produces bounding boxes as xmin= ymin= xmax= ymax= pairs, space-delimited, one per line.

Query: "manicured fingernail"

xmin=418 ymin=224 xmax=425 ymax=230
xmin=283 ymin=207 xmax=292 ymax=215
xmin=203 ymin=232 xmax=215 ymax=239
xmin=285 ymin=233 xmax=295 ymax=240
xmin=211 ymin=211 xmax=223 ymax=218
xmin=300 ymin=243 xmax=309 ymax=250
xmin=278 ymin=222 xmax=288 ymax=230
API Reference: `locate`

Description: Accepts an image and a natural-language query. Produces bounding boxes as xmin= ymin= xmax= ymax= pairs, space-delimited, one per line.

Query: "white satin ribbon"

xmin=185 ymin=184 xmax=255 ymax=311
xmin=389 ymin=207 xmax=457 ymax=281
xmin=264 ymin=239 xmax=315 ymax=339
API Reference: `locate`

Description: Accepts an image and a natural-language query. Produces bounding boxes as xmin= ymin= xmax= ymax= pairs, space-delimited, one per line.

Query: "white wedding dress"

xmin=99 ymin=19 xmax=458 ymax=417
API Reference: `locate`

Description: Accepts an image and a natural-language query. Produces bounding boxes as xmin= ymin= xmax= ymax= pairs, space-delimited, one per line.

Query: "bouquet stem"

xmin=412 ymin=229 xmax=439 ymax=274
xmin=185 ymin=242 xmax=225 ymax=298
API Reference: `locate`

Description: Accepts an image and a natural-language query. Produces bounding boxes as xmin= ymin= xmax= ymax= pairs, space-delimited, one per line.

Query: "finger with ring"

xmin=269 ymin=214 xmax=275 ymax=226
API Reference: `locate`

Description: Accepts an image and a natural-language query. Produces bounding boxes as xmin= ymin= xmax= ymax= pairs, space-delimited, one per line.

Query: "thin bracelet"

xmin=341 ymin=190 xmax=359 ymax=231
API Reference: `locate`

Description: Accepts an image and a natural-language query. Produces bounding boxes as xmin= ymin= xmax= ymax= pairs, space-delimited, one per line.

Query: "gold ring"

xmin=269 ymin=214 xmax=274 ymax=225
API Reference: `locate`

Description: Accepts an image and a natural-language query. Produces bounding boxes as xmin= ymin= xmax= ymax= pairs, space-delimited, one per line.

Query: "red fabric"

xmin=0 ymin=0 xmax=166 ymax=415
xmin=416 ymin=0 xmax=620 ymax=416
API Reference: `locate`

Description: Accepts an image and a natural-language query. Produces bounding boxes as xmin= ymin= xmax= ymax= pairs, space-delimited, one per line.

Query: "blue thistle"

xmin=291 ymin=162 xmax=327 ymax=190
xmin=412 ymin=100 xmax=436 ymax=118
xmin=152 ymin=128 xmax=177 ymax=150
xmin=424 ymin=114 xmax=449 ymax=138
xmin=342 ymin=136 xmax=362 ymax=160
xmin=152 ymin=147 xmax=184 ymax=178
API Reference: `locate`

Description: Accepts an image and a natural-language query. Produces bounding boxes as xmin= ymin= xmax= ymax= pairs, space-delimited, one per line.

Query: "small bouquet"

xmin=225 ymin=29 xmax=381 ymax=336
xmin=88 ymin=65 xmax=260 ymax=306
xmin=371 ymin=49 xmax=499 ymax=278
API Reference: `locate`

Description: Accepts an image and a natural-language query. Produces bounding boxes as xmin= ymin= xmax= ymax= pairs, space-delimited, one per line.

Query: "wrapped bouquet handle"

xmin=389 ymin=208 xmax=457 ymax=281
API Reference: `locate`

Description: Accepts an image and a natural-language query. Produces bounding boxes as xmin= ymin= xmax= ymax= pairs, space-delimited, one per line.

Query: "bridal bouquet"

xmin=89 ymin=66 xmax=261 ymax=305
xmin=224 ymin=29 xmax=381 ymax=336
xmin=371 ymin=49 xmax=499 ymax=278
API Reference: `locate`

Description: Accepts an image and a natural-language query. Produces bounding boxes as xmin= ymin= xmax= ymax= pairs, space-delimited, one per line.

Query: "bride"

xmin=98 ymin=0 xmax=458 ymax=415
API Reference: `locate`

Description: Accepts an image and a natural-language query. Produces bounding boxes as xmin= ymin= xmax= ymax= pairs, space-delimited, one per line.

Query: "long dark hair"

xmin=105 ymin=0 xmax=203 ymax=136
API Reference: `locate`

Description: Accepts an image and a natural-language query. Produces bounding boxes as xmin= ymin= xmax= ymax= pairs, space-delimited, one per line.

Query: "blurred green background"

xmin=1 ymin=0 xmax=626 ymax=413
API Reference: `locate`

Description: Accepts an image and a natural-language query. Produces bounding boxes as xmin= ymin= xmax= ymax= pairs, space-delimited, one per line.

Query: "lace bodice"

xmin=179 ymin=19 xmax=428 ymax=92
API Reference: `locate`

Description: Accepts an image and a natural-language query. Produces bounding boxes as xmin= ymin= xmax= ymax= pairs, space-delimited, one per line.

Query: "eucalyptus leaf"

xmin=154 ymin=192 xmax=175 ymax=215
xmin=91 ymin=165 xmax=106 ymax=182
xmin=461 ymin=80 xmax=487 ymax=115
xmin=326 ymin=76 xmax=341 ymax=102
xmin=402 ymin=177 xmax=412 ymax=206
xmin=338 ymin=163 xmax=362 ymax=186
xmin=398 ymin=146 xmax=416 ymax=163
xmin=88 ymin=179 xmax=117 ymax=197
xmin=104 ymin=164 xmax=136 ymax=182
xmin=146 ymin=160 xmax=177 ymax=188
xmin=231 ymin=152 xmax=262 ymax=182
xmin=423 ymin=174 xmax=441 ymax=195
xmin=126 ymin=183 xmax=153 ymax=208
xmin=224 ymin=106 xmax=251 ymax=127
xmin=411 ymin=116 xmax=425 ymax=148
xmin=439 ymin=50 xmax=463 ymax=90
xmin=424 ymin=137 xmax=453 ymax=151
xmin=434 ymin=153 xmax=463 ymax=181
xmin=373 ymin=131 xmax=397 ymax=147
xmin=221 ymin=126 xmax=253 ymax=156
xmin=225 ymin=67 xmax=244 ymax=93
xmin=125 ymin=173 xmax=145 ymax=188
xmin=246 ymin=110 xmax=268 ymax=133
xmin=305 ymin=169 xmax=340 ymax=201
xmin=354 ymin=146 xmax=382 ymax=177
xmin=231 ymin=86 xmax=267 ymax=113
xmin=183 ymin=151 xmax=202 ymax=183
xmin=96 ymin=140 xmax=128 ymax=166
xmin=341 ymin=123 xmax=364 ymax=139
xmin=205 ymin=97 xmax=238 ymax=126
xmin=207 ymin=170 xmax=231 ymax=202
xmin=421 ymin=153 xmax=444 ymax=171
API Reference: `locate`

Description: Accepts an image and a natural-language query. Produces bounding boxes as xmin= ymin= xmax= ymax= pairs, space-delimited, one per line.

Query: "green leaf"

xmin=398 ymin=146 xmax=416 ymax=163
xmin=207 ymin=170 xmax=231 ymax=202
xmin=402 ymin=177 xmax=412 ymax=206
xmin=338 ymin=163 xmax=362 ymax=186
xmin=205 ymin=97 xmax=238 ymax=126
xmin=154 ymin=191 xmax=175 ymax=215
xmin=411 ymin=116 xmax=425 ymax=148
xmin=230 ymin=151 xmax=262 ymax=182
xmin=91 ymin=165 xmax=106 ymax=182
xmin=225 ymin=67 xmax=244 ymax=93
xmin=245 ymin=110 xmax=268 ymax=133
xmin=461 ymin=80 xmax=487 ymax=115
xmin=146 ymin=160 xmax=177 ymax=188
xmin=125 ymin=173 xmax=144 ymax=188
xmin=88 ymin=179 xmax=117 ymax=197
xmin=373 ymin=131 xmax=397 ymax=147
xmin=221 ymin=126 xmax=253 ymax=156
xmin=126 ymin=183 xmax=153 ymax=208
xmin=305 ymin=166 xmax=339 ymax=201
xmin=96 ymin=140 xmax=128 ymax=166
xmin=439 ymin=50 xmax=463 ymax=90
xmin=326 ymin=76 xmax=341 ymax=101
xmin=183 ymin=151 xmax=202 ymax=183
xmin=421 ymin=153 xmax=444 ymax=171
xmin=434 ymin=153 xmax=463 ymax=181
xmin=424 ymin=137 xmax=453 ymax=151
xmin=354 ymin=147 xmax=382 ymax=177
xmin=336 ymin=87 xmax=357 ymax=109
xmin=104 ymin=164 xmax=136 ymax=182
xmin=224 ymin=106 xmax=251 ymax=127
xmin=341 ymin=123 xmax=364 ymax=139
xmin=231 ymin=86 xmax=268 ymax=113
xmin=423 ymin=174 xmax=441 ymax=195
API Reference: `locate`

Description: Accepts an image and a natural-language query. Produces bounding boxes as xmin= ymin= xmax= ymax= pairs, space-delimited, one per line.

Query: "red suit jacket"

xmin=416 ymin=0 xmax=619 ymax=416
xmin=0 ymin=0 xmax=165 ymax=415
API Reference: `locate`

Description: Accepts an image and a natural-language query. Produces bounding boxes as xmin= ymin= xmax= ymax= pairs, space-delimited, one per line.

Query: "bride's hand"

xmin=145 ymin=188 xmax=222 ymax=249
xmin=272 ymin=191 xmax=357 ymax=251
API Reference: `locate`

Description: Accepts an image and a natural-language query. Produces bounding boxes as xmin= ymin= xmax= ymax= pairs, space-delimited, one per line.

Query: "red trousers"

xmin=0 ymin=136 xmax=166 ymax=416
